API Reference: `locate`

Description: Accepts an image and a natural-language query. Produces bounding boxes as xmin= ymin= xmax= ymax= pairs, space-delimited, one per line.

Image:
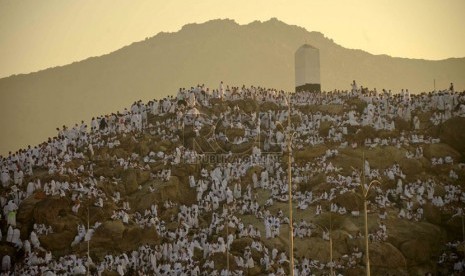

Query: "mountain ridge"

xmin=0 ymin=18 xmax=464 ymax=155
xmin=4 ymin=18 xmax=461 ymax=81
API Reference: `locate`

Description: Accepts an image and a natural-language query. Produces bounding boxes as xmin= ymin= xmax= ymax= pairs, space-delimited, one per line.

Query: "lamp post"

xmin=354 ymin=154 xmax=381 ymax=276
xmin=314 ymin=220 xmax=334 ymax=276
xmin=285 ymin=93 xmax=296 ymax=276
xmin=87 ymin=203 xmax=90 ymax=276
xmin=363 ymin=180 xmax=381 ymax=276
xmin=459 ymin=208 xmax=465 ymax=244
xmin=287 ymin=146 xmax=295 ymax=276
xmin=273 ymin=92 xmax=299 ymax=275
xmin=276 ymin=93 xmax=298 ymax=275
xmin=225 ymin=207 xmax=230 ymax=275
xmin=451 ymin=208 xmax=465 ymax=246
xmin=328 ymin=199 xmax=333 ymax=276
xmin=458 ymin=209 xmax=465 ymax=259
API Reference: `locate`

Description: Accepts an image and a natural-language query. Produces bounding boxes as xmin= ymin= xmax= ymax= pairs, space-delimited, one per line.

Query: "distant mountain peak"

xmin=181 ymin=18 xmax=238 ymax=29
xmin=245 ymin=17 xmax=290 ymax=27
xmin=264 ymin=17 xmax=284 ymax=24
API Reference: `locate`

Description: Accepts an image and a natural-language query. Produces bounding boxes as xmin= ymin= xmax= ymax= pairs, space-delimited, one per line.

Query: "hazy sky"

xmin=0 ymin=0 xmax=464 ymax=78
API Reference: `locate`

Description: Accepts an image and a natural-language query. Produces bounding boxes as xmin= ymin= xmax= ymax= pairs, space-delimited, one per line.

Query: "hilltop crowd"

xmin=1 ymin=81 xmax=465 ymax=275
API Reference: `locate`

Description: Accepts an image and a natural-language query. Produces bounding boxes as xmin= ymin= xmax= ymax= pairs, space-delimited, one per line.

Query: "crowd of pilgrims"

xmin=1 ymin=81 xmax=465 ymax=275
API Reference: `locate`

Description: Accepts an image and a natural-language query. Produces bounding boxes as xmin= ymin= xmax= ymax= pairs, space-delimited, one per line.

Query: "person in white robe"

xmin=12 ymin=228 xmax=22 ymax=248
xmin=23 ymin=240 xmax=31 ymax=256
xmin=27 ymin=181 xmax=35 ymax=197
xmin=6 ymin=226 xmax=13 ymax=242
xmin=1 ymin=255 xmax=10 ymax=272
xmin=30 ymin=231 xmax=41 ymax=249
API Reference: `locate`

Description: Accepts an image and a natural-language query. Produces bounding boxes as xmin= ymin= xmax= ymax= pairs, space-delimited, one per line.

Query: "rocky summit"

xmin=1 ymin=84 xmax=465 ymax=275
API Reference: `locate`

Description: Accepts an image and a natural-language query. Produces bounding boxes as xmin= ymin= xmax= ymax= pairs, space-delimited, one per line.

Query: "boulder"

xmin=134 ymin=187 xmax=160 ymax=212
xmin=423 ymin=203 xmax=442 ymax=225
xmin=211 ymin=252 xmax=238 ymax=272
xmin=407 ymin=264 xmax=436 ymax=276
xmin=294 ymin=145 xmax=328 ymax=162
xmin=46 ymin=213 xmax=81 ymax=234
xmin=230 ymin=237 xmax=253 ymax=254
xmin=386 ymin=219 xmax=445 ymax=250
xmin=423 ymin=143 xmax=461 ymax=161
xmin=248 ymin=266 xmax=262 ymax=276
xmin=122 ymin=169 xmax=151 ymax=194
xmin=120 ymin=226 xmax=159 ymax=252
xmin=39 ymin=230 xmax=75 ymax=251
xmin=33 ymin=197 xmax=73 ymax=226
xmin=135 ymin=141 xmax=150 ymax=156
xmin=438 ymin=117 xmax=465 ymax=159
xmin=123 ymin=169 xmax=138 ymax=194
xmin=157 ymin=176 xmax=181 ymax=201
xmin=386 ymin=219 xmax=446 ymax=271
xmin=370 ymin=242 xmax=407 ymax=274
xmin=295 ymin=237 xmax=334 ymax=262
xmin=333 ymin=192 xmax=361 ymax=212
xmin=112 ymin=148 xmax=129 ymax=159
xmin=339 ymin=219 xmax=360 ymax=233
xmin=397 ymin=158 xmax=425 ymax=178
xmin=400 ymin=239 xmax=433 ymax=264
xmin=17 ymin=195 xmax=42 ymax=227
xmin=260 ymin=101 xmax=279 ymax=111
xmin=92 ymin=220 xmax=125 ymax=247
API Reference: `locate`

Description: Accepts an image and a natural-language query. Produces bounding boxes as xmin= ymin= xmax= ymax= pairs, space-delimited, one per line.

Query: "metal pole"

xmin=329 ymin=212 xmax=334 ymax=276
xmin=364 ymin=197 xmax=370 ymax=276
xmin=87 ymin=204 xmax=90 ymax=276
xmin=329 ymin=234 xmax=334 ymax=276
xmin=462 ymin=209 xmax=465 ymax=243
xmin=353 ymin=154 xmax=381 ymax=276
xmin=287 ymin=93 xmax=294 ymax=276
xmin=226 ymin=211 xmax=229 ymax=275
xmin=362 ymin=152 xmax=370 ymax=276
xmin=315 ymin=223 xmax=332 ymax=275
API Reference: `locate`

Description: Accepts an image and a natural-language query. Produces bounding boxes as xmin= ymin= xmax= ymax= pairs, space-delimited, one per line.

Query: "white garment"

xmin=1 ymin=255 xmax=11 ymax=271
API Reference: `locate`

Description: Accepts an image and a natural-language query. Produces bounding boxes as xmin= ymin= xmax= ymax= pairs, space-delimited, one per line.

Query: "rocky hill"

xmin=1 ymin=18 xmax=465 ymax=155
xmin=1 ymin=86 xmax=465 ymax=275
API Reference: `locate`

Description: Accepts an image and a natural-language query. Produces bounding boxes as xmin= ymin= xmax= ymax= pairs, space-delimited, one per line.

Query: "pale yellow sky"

xmin=0 ymin=0 xmax=464 ymax=78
